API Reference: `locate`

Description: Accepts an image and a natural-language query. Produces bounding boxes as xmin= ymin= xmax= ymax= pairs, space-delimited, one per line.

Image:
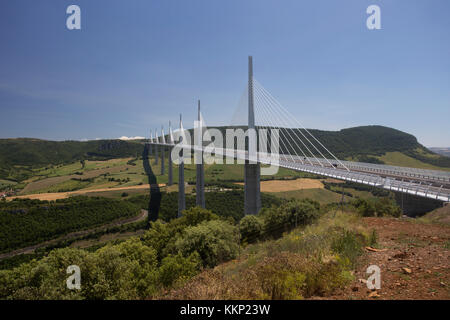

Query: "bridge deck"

xmin=149 ymin=142 xmax=450 ymax=202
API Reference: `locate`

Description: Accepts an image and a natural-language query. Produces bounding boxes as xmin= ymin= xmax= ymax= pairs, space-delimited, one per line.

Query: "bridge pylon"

xmin=196 ymin=100 xmax=206 ymax=208
xmin=245 ymin=56 xmax=261 ymax=215
xmin=154 ymin=128 xmax=159 ymax=165
xmin=178 ymin=114 xmax=186 ymax=217
xmin=168 ymin=121 xmax=173 ymax=186
xmin=161 ymin=126 xmax=165 ymax=175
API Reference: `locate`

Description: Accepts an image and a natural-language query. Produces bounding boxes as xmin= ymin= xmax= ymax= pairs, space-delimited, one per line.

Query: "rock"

xmin=365 ymin=247 xmax=387 ymax=252
xmin=402 ymin=267 xmax=412 ymax=274
xmin=368 ymin=291 xmax=380 ymax=298
xmin=359 ymin=279 xmax=367 ymax=284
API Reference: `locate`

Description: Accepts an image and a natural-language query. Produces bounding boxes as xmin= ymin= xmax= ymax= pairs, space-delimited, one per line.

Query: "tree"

xmin=239 ymin=215 xmax=263 ymax=243
xmin=175 ymin=220 xmax=240 ymax=268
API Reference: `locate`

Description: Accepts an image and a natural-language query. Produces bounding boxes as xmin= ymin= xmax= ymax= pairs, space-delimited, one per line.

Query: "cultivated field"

xmin=237 ymin=178 xmax=324 ymax=192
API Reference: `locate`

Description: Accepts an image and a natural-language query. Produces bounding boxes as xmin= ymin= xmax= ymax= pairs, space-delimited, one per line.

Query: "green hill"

xmin=1 ymin=126 xmax=449 ymax=182
xmin=188 ymin=125 xmax=450 ymax=169
xmin=0 ymin=138 xmax=144 ymax=182
xmin=306 ymin=126 xmax=450 ymax=167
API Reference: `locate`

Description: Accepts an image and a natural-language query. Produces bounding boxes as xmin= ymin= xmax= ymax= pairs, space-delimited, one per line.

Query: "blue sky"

xmin=0 ymin=0 xmax=449 ymax=146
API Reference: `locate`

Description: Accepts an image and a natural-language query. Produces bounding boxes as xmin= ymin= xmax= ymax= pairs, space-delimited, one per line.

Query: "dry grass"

xmin=158 ymin=211 xmax=370 ymax=300
xmin=8 ymin=184 xmax=166 ymax=201
xmin=236 ymin=178 xmax=323 ymax=192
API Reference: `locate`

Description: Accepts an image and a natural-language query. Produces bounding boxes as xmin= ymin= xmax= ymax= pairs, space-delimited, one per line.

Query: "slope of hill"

xmin=189 ymin=125 xmax=450 ymax=169
xmin=0 ymin=138 xmax=144 ymax=181
xmin=285 ymin=125 xmax=450 ymax=168
xmin=1 ymin=126 xmax=449 ymax=182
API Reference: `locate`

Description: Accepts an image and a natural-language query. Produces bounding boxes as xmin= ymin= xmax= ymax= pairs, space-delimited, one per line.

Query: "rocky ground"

xmin=328 ymin=217 xmax=450 ymax=300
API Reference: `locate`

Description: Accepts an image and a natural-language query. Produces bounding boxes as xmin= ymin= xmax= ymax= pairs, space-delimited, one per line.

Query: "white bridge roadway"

xmin=149 ymin=141 xmax=450 ymax=203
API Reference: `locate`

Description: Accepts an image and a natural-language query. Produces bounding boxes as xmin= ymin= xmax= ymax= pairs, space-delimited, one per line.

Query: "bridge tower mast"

xmin=178 ymin=114 xmax=186 ymax=217
xmin=245 ymin=56 xmax=261 ymax=215
xmin=160 ymin=126 xmax=165 ymax=175
xmin=196 ymin=100 xmax=206 ymax=208
xmin=154 ymin=128 xmax=159 ymax=165
xmin=168 ymin=121 xmax=173 ymax=186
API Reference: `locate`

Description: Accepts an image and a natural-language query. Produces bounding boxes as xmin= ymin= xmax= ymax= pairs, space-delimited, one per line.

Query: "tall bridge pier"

xmin=168 ymin=121 xmax=173 ymax=186
xmin=178 ymin=114 xmax=186 ymax=217
xmin=244 ymin=56 xmax=261 ymax=215
xmin=196 ymin=100 xmax=206 ymax=208
xmin=168 ymin=149 xmax=173 ymax=185
xmin=154 ymin=129 xmax=159 ymax=165
xmin=160 ymin=127 xmax=165 ymax=176
xmin=149 ymin=132 xmax=153 ymax=155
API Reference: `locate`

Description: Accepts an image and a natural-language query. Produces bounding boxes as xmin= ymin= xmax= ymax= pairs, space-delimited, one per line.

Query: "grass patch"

xmin=268 ymin=188 xmax=342 ymax=205
xmin=378 ymin=152 xmax=450 ymax=171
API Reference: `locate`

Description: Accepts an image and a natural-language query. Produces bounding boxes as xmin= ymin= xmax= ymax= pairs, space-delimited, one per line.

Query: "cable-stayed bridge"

xmin=148 ymin=57 xmax=450 ymax=216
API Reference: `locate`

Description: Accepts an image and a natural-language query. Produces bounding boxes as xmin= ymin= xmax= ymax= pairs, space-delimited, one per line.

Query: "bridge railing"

xmin=148 ymin=142 xmax=450 ymax=202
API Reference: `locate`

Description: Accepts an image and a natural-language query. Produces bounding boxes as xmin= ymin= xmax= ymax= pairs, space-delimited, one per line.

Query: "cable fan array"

xmin=252 ymin=78 xmax=349 ymax=171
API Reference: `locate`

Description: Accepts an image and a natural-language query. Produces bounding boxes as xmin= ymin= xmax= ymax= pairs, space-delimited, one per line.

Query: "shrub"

xmin=258 ymin=264 xmax=306 ymax=300
xmin=158 ymin=252 xmax=201 ymax=287
xmin=177 ymin=206 xmax=219 ymax=227
xmin=239 ymin=215 xmax=263 ymax=243
xmin=261 ymin=199 xmax=320 ymax=238
xmin=352 ymin=198 xmax=401 ymax=217
xmin=352 ymin=199 xmax=376 ymax=217
xmin=374 ymin=197 xmax=401 ymax=217
xmin=331 ymin=230 xmax=366 ymax=267
xmin=175 ymin=220 xmax=240 ymax=268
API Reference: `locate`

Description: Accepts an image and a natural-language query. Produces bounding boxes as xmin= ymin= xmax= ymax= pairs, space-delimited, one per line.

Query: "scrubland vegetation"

xmin=0 ymin=196 xmax=401 ymax=300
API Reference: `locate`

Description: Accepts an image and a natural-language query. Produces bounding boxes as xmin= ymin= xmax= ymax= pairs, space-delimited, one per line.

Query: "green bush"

xmin=331 ymin=230 xmax=366 ymax=267
xmin=258 ymin=264 xmax=306 ymax=300
xmin=374 ymin=197 xmax=401 ymax=217
xmin=261 ymin=199 xmax=320 ymax=238
xmin=351 ymin=198 xmax=401 ymax=217
xmin=175 ymin=220 xmax=240 ymax=268
xmin=239 ymin=215 xmax=263 ymax=244
xmin=158 ymin=252 xmax=201 ymax=287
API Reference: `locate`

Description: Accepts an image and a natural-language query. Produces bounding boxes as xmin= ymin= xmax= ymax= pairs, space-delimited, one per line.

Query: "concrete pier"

xmin=161 ymin=146 xmax=165 ymax=175
xmin=244 ymin=56 xmax=261 ymax=215
xmin=168 ymin=147 xmax=173 ymax=186
xmin=154 ymin=130 xmax=159 ymax=166
xmin=178 ymin=115 xmax=186 ymax=217
xmin=196 ymin=100 xmax=205 ymax=208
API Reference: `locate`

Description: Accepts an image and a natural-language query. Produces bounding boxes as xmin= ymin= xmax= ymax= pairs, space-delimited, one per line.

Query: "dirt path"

xmin=329 ymin=217 xmax=450 ymax=300
xmin=0 ymin=209 xmax=148 ymax=260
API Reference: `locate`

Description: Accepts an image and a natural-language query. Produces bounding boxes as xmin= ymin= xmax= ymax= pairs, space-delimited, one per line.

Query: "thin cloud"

xmin=118 ymin=136 xmax=145 ymax=140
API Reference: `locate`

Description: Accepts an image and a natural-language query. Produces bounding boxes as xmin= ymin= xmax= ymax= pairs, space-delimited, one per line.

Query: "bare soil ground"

xmin=328 ymin=217 xmax=450 ymax=300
